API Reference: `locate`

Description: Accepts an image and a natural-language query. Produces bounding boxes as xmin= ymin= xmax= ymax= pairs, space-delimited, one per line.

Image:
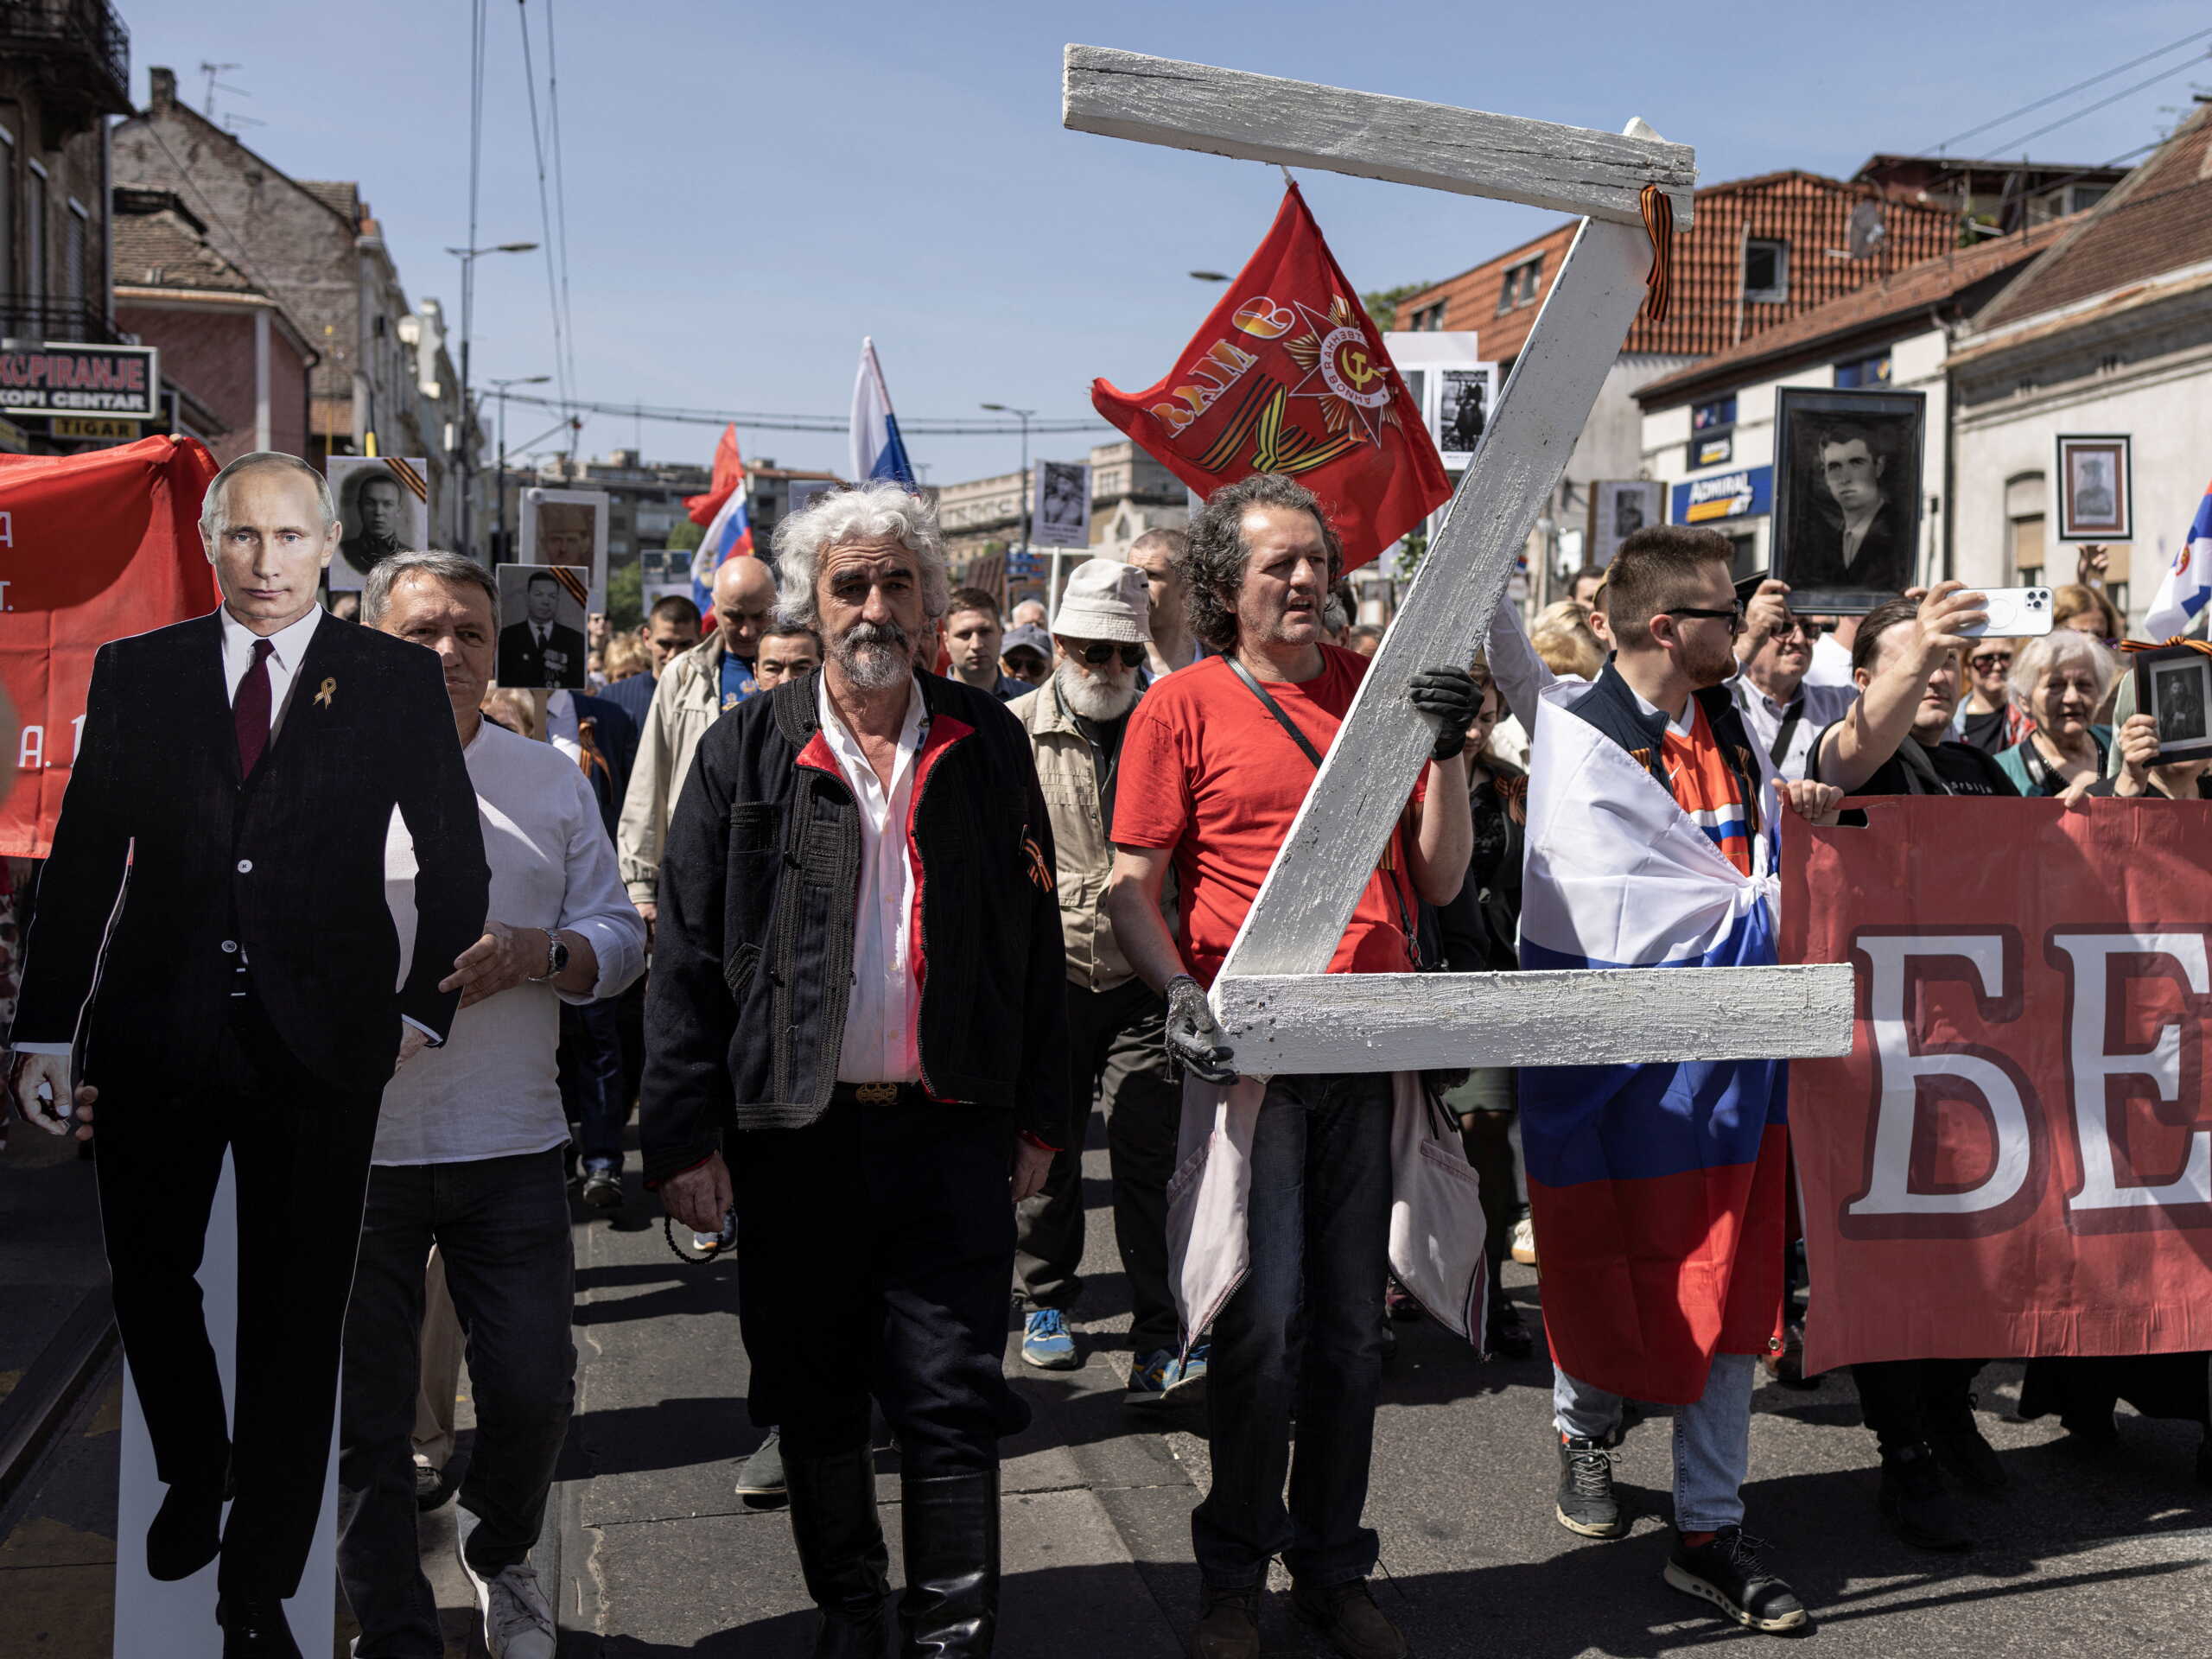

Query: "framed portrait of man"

xmin=1589 ymin=480 xmax=1663 ymax=569
xmin=496 ymin=563 xmax=591 ymax=690
xmin=1770 ymin=386 xmax=1927 ymax=614
xmin=2056 ymin=435 xmax=2132 ymax=542
xmin=325 ymin=456 xmax=429 ymax=591
xmin=2132 ymin=643 xmax=2212 ymax=766
xmin=1032 ymin=460 xmax=1091 ymax=550
xmin=518 ymin=487 xmax=609 ymax=611
xmin=1433 ymin=365 xmax=1497 ymax=470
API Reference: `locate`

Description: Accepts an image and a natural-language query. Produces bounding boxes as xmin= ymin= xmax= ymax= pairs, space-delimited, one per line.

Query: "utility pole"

xmin=446 ymin=240 xmax=538 ymax=556
xmin=488 ymin=374 xmax=551 ymax=562
xmin=981 ymin=402 xmax=1035 ymax=591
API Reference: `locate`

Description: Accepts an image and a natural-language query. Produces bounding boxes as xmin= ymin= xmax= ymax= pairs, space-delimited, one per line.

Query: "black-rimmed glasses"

xmin=1663 ymin=606 xmax=1745 ymax=634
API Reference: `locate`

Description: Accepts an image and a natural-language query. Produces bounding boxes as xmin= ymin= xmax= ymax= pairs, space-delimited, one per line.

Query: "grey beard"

xmin=832 ymin=620 xmax=912 ymax=690
xmin=1057 ymin=664 xmax=1139 ymax=721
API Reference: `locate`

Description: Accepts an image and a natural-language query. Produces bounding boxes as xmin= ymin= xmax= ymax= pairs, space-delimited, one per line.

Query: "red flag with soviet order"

xmin=1091 ymin=184 xmax=1450 ymax=572
xmin=685 ymin=422 xmax=745 ymax=529
xmin=0 ymin=434 xmax=220 ymax=857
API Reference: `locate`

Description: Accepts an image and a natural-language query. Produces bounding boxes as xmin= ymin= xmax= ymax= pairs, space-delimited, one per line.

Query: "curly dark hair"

xmin=1182 ymin=473 xmax=1344 ymax=654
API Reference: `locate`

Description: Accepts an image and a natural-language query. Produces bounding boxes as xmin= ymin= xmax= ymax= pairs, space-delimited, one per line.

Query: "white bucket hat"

xmin=1051 ymin=557 xmax=1151 ymax=644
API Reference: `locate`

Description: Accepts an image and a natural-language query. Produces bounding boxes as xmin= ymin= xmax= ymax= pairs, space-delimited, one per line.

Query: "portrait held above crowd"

xmin=10 ymin=36 xmax=2212 ymax=1659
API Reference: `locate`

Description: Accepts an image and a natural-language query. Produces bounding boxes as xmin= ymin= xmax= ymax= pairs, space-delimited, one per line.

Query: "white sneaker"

xmin=461 ymin=1556 xmax=556 ymax=1659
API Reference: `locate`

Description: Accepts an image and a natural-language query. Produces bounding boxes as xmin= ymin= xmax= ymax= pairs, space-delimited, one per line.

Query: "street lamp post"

xmin=446 ymin=239 xmax=538 ymax=556
xmin=980 ymin=402 xmax=1036 ymax=595
xmin=486 ymin=375 xmax=552 ymax=563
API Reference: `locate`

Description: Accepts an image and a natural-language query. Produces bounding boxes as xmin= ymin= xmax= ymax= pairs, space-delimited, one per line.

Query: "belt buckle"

xmin=855 ymin=1081 xmax=899 ymax=1104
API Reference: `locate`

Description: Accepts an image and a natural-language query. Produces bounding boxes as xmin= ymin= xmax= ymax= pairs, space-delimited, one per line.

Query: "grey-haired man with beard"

xmin=1006 ymin=559 xmax=1194 ymax=1400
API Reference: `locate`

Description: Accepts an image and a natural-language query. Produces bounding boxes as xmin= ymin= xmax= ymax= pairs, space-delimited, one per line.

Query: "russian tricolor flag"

xmin=689 ymin=441 xmax=754 ymax=613
xmin=2142 ymin=478 xmax=2212 ymax=641
xmin=850 ymin=336 xmax=916 ymax=487
xmin=1515 ymin=695 xmax=1790 ymax=1404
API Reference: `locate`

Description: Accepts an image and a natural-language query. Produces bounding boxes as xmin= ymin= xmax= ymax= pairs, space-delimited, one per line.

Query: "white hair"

xmin=770 ymin=481 xmax=950 ymax=629
xmin=2008 ymin=627 xmax=2117 ymax=715
xmin=200 ymin=451 xmax=336 ymax=543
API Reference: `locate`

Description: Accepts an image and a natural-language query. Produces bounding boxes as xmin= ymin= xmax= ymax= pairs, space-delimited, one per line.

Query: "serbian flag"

xmin=2141 ymin=478 xmax=2212 ymax=640
xmin=1516 ymin=694 xmax=1789 ymax=1404
xmin=689 ymin=442 xmax=754 ymax=613
xmin=1091 ymin=183 xmax=1449 ymax=572
xmin=851 ymin=337 xmax=916 ymax=487
xmin=684 ymin=423 xmax=746 ymax=529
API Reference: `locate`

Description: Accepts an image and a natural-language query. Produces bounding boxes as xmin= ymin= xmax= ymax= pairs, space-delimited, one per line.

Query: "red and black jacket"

xmin=640 ymin=667 xmax=1068 ymax=1185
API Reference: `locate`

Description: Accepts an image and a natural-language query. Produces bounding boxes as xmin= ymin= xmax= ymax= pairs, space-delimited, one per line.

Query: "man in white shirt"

xmin=643 ymin=483 xmax=1066 ymax=1656
xmin=338 ymin=553 xmax=644 ymax=1659
xmin=1730 ymin=579 xmax=1858 ymax=780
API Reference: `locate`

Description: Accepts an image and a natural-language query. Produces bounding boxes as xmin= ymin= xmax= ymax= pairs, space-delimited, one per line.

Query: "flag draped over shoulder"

xmin=1090 ymin=184 xmax=1450 ymax=573
xmin=2142 ymin=478 xmax=2212 ymax=640
xmin=1516 ymin=695 xmax=1789 ymax=1403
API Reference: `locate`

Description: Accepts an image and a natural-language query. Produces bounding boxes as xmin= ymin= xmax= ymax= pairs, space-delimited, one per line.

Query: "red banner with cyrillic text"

xmin=1782 ymin=798 xmax=2212 ymax=1375
xmin=0 ymin=435 xmax=220 ymax=856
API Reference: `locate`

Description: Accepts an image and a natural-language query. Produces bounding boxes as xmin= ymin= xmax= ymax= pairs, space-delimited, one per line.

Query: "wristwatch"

xmin=528 ymin=931 xmax=570 ymax=984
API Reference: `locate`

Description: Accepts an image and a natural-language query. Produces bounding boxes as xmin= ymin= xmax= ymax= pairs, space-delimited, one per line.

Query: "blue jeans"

xmin=337 ymin=1149 xmax=576 ymax=1658
xmin=1191 ymin=1071 xmax=1393 ymax=1591
xmin=1552 ymin=1355 xmax=1757 ymax=1534
xmin=560 ymin=997 xmax=629 ymax=1169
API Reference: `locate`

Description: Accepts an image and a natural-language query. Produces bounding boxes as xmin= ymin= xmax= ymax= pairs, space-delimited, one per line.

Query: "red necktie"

xmin=235 ymin=638 xmax=275 ymax=778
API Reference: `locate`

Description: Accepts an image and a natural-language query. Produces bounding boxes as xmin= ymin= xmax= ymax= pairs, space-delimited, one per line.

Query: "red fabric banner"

xmin=0 ymin=435 xmax=220 ymax=857
xmin=1781 ymin=798 xmax=2212 ymax=1375
xmin=1091 ymin=185 xmax=1450 ymax=573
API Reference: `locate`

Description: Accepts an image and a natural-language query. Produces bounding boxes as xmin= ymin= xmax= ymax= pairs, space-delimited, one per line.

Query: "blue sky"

xmin=124 ymin=0 xmax=2210 ymax=485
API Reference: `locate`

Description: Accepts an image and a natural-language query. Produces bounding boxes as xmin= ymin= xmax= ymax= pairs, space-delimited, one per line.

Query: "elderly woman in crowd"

xmin=1993 ymin=629 xmax=2117 ymax=796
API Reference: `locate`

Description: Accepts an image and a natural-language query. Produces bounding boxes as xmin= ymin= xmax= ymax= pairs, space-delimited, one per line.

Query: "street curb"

xmin=0 ymin=1285 xmax=118 ymax=1513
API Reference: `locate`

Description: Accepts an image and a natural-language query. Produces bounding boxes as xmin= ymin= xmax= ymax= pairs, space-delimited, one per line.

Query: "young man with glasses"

xmin=1729 ymin=577 xmax=1858 ymax=780
xmin=1006 ymin=559 xmax=1191 ymax=1392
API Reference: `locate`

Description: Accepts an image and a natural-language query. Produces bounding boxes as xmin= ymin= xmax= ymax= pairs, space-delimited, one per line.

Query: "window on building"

xmin=2064 ymin=183 xmax=2110 ymax=216
xmin=2011 ymin=516 xmax=2044 ymax=588
xmin=1834 ymin=351 xmax=1891 ymax=388
xmin=63 ymin=200 xmax=86 ymax=308
xmin=1692 ymin=395 xmax=1737 ymax=433
xmin=1497 ymin=254 xmax=1544 ymax=313
xmin=1410 ymin=302 xmax=1446 ymax=332
xmin=1743 ymin=238 xmax=1789 ymax=303
xmin=0 ymin=130 xmax=16 ymax=330
xmin=23 ymin=162 xmax=45 ymax=309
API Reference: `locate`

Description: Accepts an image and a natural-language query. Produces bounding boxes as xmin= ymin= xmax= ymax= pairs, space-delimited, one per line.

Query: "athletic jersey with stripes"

xmin=1660 ymin=702 xmax=1753 ymax=875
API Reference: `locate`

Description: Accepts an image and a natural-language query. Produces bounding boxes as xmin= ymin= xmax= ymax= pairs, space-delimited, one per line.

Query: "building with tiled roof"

xmin=1946 ymin=103 xmax=2212 ymax=629
xmin=111 ymin=188 xmax=318 ymax=465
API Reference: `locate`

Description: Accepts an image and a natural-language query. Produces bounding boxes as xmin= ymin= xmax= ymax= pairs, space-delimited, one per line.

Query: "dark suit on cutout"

xmin=498 ymin=620 xmax=587 ymax=688
xmin=10 ymin=607 xmax=489 ymax=1599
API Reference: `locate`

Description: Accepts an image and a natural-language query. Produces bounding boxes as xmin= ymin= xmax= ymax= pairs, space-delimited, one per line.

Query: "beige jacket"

xmin=617 ymin=631 xmax=730 ymax=906
xmin=1008 ymin=681 xmax=1173 ymax=993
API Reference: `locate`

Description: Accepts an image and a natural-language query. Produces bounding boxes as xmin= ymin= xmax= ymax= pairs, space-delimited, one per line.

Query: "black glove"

xmin=1164 ymin=975 xmax=1237 ymax=1084
xmin=1408 ymin=665 xmax=1481 ymax=762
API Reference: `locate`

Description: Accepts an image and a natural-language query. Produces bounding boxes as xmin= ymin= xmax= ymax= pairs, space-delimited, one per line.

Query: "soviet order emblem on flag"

xmin=1091 ymin=183 xmax=1451 ymax=572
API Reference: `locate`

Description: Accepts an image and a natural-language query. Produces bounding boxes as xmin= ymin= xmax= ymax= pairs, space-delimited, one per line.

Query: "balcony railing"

xmin=0 ymin=298 xmax=125 ymax=346
xmin=0 ymin=0 xmax=130 ymax=118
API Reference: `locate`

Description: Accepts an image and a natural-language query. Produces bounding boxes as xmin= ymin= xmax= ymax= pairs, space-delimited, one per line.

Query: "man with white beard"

xmin=1005 ymin=559 xmax=1195 ymax=1401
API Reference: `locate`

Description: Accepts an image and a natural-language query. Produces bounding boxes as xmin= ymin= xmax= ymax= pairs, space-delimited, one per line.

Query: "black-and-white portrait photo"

xmin=1032 ymin=460 xmax=1091 ymax=549
xmin=2154 ymin=663 xmax=2207 ymax=744
xmin=1436 ymin=367 xmax=1491 ymax=462
xmin=327 ymin=456 xmax=429 ymax=591
xmin=1590 ymin=480 xmax=1664 ymax=569
xmin=2056 ymin=435 xmax=2132 ymax=541
xmin=496 ymin=563 xmax=589 ymax=690
xmin=1771 ymin=387 xmax=1927 ymax=613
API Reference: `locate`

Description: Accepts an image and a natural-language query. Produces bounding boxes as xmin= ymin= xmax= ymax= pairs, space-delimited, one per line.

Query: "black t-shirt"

xmin=1808 ymin=724 xmax=2019 ymax=797
xmin=1957 ymin=707 xmax=2011 ymax=755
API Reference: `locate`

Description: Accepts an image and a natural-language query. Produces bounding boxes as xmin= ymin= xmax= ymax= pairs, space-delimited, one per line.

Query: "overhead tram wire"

xmin=1929 ymin=24 xmax=2212 ymax=154
xmin=492 ymin=390 xmax=1108 ymax=436
xmin=1969 ymin=52 xmax=2212 ymax=159
xmin=515 ymin=0 xmax=575 ymax=429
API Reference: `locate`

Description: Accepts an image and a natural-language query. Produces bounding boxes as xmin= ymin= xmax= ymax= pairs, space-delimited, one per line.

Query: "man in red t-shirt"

xmin=1107 ymin=474 xmax=1477 ymax=1659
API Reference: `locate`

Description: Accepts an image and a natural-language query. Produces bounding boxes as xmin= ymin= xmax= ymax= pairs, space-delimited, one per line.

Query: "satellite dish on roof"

xmin=1847 ymin=200 xmax=1887 ymax=260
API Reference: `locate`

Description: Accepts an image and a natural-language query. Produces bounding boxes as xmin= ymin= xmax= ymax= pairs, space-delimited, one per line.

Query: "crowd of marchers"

xmin=8 ymin=454 xmax=2209 ymax=1659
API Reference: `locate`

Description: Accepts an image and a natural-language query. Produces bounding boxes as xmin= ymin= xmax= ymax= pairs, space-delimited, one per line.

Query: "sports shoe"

xmin=1926 ymin=1397 xmax=2010 ymax=1492
xmin=413 ymin=1453 xmax=458 ymax=1513
xmin=1510 ymin=1215 xmax=1538 ymax=1266
xmin=1021 ymin=1308 xmax=1078 ymax=1370
xmin=1189 ymin=1585 xmax=1261 ymax=1658
xmin=736 ymin=1426 xmax=788 ymax=1508
xmin=579 ymin=1162 xmax=622 ymax=1210
xmin=1878 ymin=1444 xmax=1969 ymax=1551
xmin=1289 ymin=1577 xmax=1408 ymax=1659
xmin=1168 ymin=1339 xmax=1211 ymax=1400
xmin=1555 ymin=1433 xmax=1624 ymax=1538
xmin=460 ymin=1556 xmax=556 ymax=1659
xmin=1127 ymin=1349 xmax=1176 ymax=1406
xmin=1663 ymin=1527 xmax=1808 ymax=1632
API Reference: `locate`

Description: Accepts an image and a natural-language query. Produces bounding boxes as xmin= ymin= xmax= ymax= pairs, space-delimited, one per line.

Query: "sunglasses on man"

xmin=1071 ymin=641 xmax=1147 ymax=668
xmin=1662 ymin=605 xmax=1745 ymax=634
